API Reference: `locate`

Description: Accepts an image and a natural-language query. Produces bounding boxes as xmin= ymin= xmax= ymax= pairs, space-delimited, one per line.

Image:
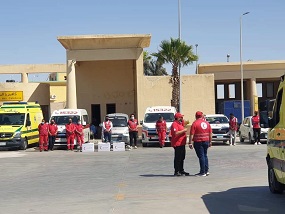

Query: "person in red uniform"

xmin=171 ymin=112 xmax=189 ymax=176
xmin=65 ymin=118 xmax=76 ymax=151
xmin=48 ymin=119 xmax=58 ymax=151
xmin=75 ymin=120 xmax=84 ymax=151
xmin=38 ymin=119 xmax=49 ymax=152
xmin=189 ymin=111 xmax=212 ymax=177
xmin=128 ymin=113 xmax=138 ymax=149
xmin=103 ymin=116 xmax=113 ymax=143
xmin=156 ymin=115 xmax=167 ymax=148
xmin=252 ymin=111 xmax=261 ymax=145
xmin=229 ymin=113 xmax=238 ymax=146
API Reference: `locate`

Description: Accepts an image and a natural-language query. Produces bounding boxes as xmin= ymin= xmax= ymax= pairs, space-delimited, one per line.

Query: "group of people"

xmin=38 ymin=118 xmax=85 ymax=152
xmin=228 ymin=111 xmax=262 ymax=146
xmin=170 ymin=111 xmax=212 ymax=177
xmin=102 ymin=113 xmax=139 ymax=149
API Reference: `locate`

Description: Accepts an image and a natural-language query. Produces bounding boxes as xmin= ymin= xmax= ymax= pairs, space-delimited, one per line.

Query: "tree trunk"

xmin=171 ymin=65 xmax=179 ymax=112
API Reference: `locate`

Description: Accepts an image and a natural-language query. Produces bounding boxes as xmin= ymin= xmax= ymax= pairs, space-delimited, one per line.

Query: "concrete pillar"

xmin=21 ymin=73 xmax=28 ymax=83
xmin=250 ymin=78 xmax=258 ymax=114
xmin=66 ymin=60 xmax=77 ymax=109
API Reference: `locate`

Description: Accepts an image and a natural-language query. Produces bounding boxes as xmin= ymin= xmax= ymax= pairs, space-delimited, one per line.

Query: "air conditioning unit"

xmin=50 ymin=95 xmax=56 ymax=100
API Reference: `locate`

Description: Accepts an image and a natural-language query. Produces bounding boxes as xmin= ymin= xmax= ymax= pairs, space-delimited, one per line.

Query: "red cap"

xmin=195 ymin=111 xmax=203 ymax=118
xmin=175 ymin=112 xmax=184 ymax=118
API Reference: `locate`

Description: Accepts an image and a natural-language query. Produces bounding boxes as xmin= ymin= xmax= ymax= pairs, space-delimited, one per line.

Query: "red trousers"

xmin=67 ymin=134 xmax=75 ymax=150
xmin=76 ymin=134 xmax=84 ymax=147
xmin=158 ymin=131 xmax=166 ymax=146
xmin=39 ymin=135 xmax=48 ymax=151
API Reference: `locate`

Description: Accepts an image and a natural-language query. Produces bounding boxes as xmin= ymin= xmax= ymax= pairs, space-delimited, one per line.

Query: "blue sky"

xmin=0 ymin=0 xmax=284 ymax=81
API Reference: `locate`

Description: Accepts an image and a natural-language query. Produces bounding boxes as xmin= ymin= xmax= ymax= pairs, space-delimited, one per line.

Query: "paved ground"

xmin=0 ymin=141 xmax=284 ymax=214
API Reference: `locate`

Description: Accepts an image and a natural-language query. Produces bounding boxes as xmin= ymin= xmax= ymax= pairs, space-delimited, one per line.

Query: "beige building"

xmin=198 ymin=60 xmax=284 ymax=114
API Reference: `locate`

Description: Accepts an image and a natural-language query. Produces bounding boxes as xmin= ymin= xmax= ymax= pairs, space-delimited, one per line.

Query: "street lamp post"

xmin=195 ymin=44 xmax=198 ymax=74
xmin=178 ymin=0 xmax=182 ymax=112
xmin=240 ymin=12 xmax=249 ymax=122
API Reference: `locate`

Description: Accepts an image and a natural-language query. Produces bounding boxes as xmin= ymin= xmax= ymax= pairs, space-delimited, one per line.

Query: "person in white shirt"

xmin=102 ymin=116 xmax=113 ymax=142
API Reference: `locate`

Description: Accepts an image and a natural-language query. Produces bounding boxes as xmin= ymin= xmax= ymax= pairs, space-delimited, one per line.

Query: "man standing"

xmin=103 ymin=116 xmax=113 ymax=143
xmin=48 ymin=119 xmax=58 ymax=151
xmin=171 ymin=112 xmax=189 ymax=176
xmin=156 ymin=115 xmax=167 ymax=148
xmin=128 ymin=114 xmax=138 ymax=149
xmin=229 ymin=113 xmax=238 ymax=146
xmin=252 ymin=111 xmax=261 ymax=145
xmin=66 ymin=118 xmax=76 ymax=151
xmin=75 ymin=120 xmax=84 ymax=151
xmin=38 ymin=119 xmax=49 ymax=152
xmin=189 ymin=111 xmax=212 ymax=177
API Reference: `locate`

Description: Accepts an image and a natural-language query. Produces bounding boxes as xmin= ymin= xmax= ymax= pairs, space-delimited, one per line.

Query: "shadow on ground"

xmin=202 ymin=186 xmax=285 ymax=214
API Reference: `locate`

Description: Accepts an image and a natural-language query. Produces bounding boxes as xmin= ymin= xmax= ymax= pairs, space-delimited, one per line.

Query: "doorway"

xmin=91 ymin=104 xmax=101 ymax=126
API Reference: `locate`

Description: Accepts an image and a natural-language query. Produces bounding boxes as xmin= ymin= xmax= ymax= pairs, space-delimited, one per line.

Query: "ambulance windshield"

xmin=0 ymin=113 xmax=25 ymax=125
xmin=108 ymin=116 xmax=128 ymax=127
xmin=51 ymin=115 xmax=80 ymax=125
xmin=144 ymin=113 xmax=175 ymax=123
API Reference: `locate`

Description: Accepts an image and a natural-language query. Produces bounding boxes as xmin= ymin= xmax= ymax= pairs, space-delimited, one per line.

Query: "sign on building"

xmin=0 ymin=91 xmax=23 ymax=101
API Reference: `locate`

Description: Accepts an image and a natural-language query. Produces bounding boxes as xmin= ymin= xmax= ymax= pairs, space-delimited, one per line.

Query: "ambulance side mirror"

xmin=26 ymin=120 xmax=31 ymax=127
xmin=140 ymin=120 xmax=143 ymax=125
xmin=99 ymin=123 xmax=103 ymax=127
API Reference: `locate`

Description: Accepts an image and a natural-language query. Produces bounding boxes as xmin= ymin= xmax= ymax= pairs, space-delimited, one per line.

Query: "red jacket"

xmin=252 ymin=115 xmax=260 ymax=129
xmin=229 ymin=117 xmax=238 ymax=131
xmin=190 ymin=118 xmax=212 ymax=142
xmin=75 ymin=124 xmax=83 ymax=135
xmin=128 ymin=119 xmax=138 ymax=132
xmin=171 ymin=120 xmax=186 ymax=147
xmin=156 ymin=120 xmax=167 ymax=132
xmin=38 ymin=123 xmax=49 ymax=136
xmin=65 ymin=123 xmax=76 ymax=136
xmin=48 ymin=124 xmax=58 ymax=136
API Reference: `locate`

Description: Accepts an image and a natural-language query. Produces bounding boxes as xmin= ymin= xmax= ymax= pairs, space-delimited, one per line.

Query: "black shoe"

xmin=174 ymin=172 xmax=182 ymax=176
xmin=180 ymin=171 xmax=190 ymax=176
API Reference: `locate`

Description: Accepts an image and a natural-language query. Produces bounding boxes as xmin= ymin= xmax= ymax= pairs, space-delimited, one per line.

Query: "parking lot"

xmin=0 ymin=140 xmax=284 ymax=214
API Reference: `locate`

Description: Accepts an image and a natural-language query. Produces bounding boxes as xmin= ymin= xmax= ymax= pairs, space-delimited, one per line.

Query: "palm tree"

xmin=143 ymin=51 xmax=168 ymax=76
xmin=152 ymin=38 xmax=198 ymax=111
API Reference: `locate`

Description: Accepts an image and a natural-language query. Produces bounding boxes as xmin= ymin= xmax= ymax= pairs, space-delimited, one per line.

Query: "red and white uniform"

xmin=128 ymin=119 xmax=138 ymax=132
xmin=252 ymin=115 xmax=260 ymax=129
xmin=75 ymin=124 xmax=84 ymax=147
xmin=171 ymin=120 xmax=186 ymax=147
xmin=66 ymin=123 xmax=76 ymax=150
xmin=156 ymin=120 xmax=167 ymax=147
xmin=190 ymin=118 xmax=212 ymax=142
xmin=38 ymin=123 xmax=49 ymax=151
xmin=229 ymin=117 xmax=238 ymax=131
xmin=103 ymin=121 xmax=112 ymax=132
xmin=48 ymin=123 xmax=58 ymax=136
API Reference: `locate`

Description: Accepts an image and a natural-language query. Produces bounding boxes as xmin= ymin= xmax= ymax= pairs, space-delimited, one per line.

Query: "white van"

xmin=141 ymin=106 xmax=176 ymax=147
xmin=50 ymin=109 xmax=90 ymax=146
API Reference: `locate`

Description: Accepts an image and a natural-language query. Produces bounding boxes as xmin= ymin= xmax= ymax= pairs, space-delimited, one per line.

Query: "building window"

xmin=217 ymin=84 xmax=224 ymax=99
xmin=266 ymin=82 xmax=274 ymax=98
xmin=228 ymin=84 xmax=236 ymax=99
xmin=256 ymin=83 xmax=263 ymax=97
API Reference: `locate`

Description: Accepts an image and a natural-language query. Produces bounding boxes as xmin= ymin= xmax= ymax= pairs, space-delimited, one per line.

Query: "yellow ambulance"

xmin=267 ymin=75 xmax=285 ymax=194
xmin=0 ymin=102 xmax=43 ymax=150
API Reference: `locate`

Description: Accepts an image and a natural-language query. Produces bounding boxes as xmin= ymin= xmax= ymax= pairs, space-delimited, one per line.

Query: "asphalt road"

xmin=0 ymin=141 xmax=284 ymax=214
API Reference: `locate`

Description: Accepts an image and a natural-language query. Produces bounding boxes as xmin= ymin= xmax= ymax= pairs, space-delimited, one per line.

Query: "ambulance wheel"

xmin=20 ymin=138 xmax=28 ymax=150
xmin=248 ymin=133 xmax=254 ymax=144
xmin=239 ymin=132 xmax=244 ymax=142
xmin=142 ymin=143 xmax=147 ymax=147
xmin=268 ymin=161 xmax=284 ymax=194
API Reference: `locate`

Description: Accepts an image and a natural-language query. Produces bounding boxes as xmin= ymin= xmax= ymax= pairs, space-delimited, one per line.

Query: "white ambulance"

xmin=141 ymin=106 xmax=176 ymax=147
xmin=50 ymin=109 xmax=90 ymax=146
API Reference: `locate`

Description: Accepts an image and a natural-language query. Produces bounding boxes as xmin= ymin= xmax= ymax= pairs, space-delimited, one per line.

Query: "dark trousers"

xmin=129 ymin=131 xmax=138 ymax=146
xmin=174 ymin=145 xmax=186 ymax=173
xmin=253 ymin=128 xmax=261 ymax=142
xmin=104 ymin=132 xmax=112 ymax=142
xmin=194 ymin=141 xmax=209 ymax=174
xmin=48 ymin=135 xmax=56 ymax=150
